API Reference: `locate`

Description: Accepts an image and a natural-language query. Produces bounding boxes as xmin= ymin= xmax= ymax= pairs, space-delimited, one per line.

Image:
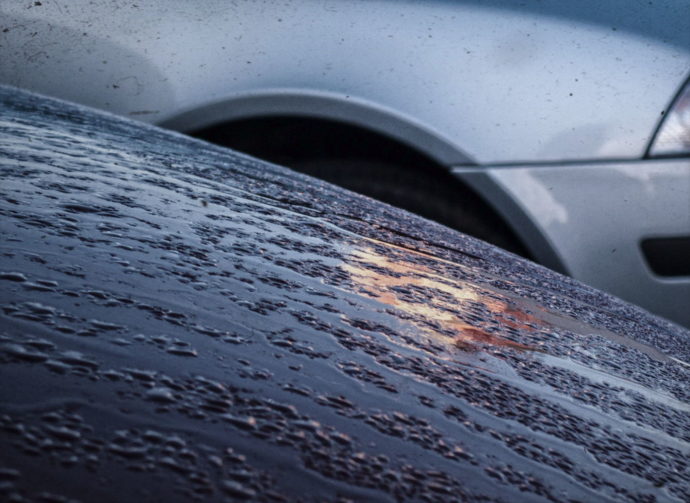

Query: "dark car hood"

xmin=1 ymin=86 xmax=688 ymax=502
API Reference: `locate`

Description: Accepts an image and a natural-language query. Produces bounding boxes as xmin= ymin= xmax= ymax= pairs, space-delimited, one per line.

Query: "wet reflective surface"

xmin=1 ymin=87 xmax=689 ymax=502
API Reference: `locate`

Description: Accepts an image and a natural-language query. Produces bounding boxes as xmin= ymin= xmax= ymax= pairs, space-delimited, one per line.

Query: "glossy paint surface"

xmin=1 ymin=88 xmax=689 ymax=502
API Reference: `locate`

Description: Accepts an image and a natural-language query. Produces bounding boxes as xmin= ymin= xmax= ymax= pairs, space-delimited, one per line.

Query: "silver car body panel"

xmin=159 ymin=90 xmax=474 ymax=166
xmin=2 ymin=0 xmax=689 ymax=164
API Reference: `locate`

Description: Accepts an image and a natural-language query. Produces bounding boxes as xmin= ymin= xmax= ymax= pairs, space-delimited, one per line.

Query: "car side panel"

xmin=1 ymin=0 xmax=689 ymax=163
xmin=471 ymin=160 xmax=690 ymax=327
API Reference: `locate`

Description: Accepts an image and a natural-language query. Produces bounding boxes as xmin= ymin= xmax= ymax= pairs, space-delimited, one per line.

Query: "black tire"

xmin=292 ymin=158 xmax=532 ymax=258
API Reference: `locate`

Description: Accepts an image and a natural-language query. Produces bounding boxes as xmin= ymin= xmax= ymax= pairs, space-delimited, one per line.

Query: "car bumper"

xmin=453 ymin=159 xmax=690 ymax=328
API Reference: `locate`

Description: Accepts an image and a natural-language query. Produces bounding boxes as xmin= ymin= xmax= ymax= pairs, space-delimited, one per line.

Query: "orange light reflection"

xmin=344 ymin=246 xmax=544 ymax=354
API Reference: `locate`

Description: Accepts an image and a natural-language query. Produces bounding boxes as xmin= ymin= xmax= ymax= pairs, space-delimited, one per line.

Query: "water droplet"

xmin=2 ymin=344 xmax=48 ymax=363
xmin=220 ymin=480 xmax=256 ymax=499
xmin=0 ymin=272 xmax=27 ymax=282
xmin=166 ymin=347 xmax=198 ymax=357
xmin=145 ymin=387 xmax=176 ymax=404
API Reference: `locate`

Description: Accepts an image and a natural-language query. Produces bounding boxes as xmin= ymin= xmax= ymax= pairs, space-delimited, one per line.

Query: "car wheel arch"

xmin=159 ymin=90 xmax=471 ymax=167
xmin=161 ymin=90 xmax=565 ymax=270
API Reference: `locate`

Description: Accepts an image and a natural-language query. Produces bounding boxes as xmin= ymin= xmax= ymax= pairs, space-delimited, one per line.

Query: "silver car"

xmin=1 ymin=0 xmax=689 ymax=326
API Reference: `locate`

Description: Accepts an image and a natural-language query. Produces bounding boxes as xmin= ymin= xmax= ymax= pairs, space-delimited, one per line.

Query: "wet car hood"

xmin=0 ymin=86 xmax=689 ymax=502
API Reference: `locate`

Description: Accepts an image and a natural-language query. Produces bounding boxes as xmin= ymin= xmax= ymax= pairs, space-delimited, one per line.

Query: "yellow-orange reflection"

xmin=343 ymin=244 xmax=543 ymax=354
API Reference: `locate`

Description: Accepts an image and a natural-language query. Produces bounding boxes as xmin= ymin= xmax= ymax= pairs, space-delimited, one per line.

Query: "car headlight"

xmin=649 ymin=76 xmax=690 ymax=157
